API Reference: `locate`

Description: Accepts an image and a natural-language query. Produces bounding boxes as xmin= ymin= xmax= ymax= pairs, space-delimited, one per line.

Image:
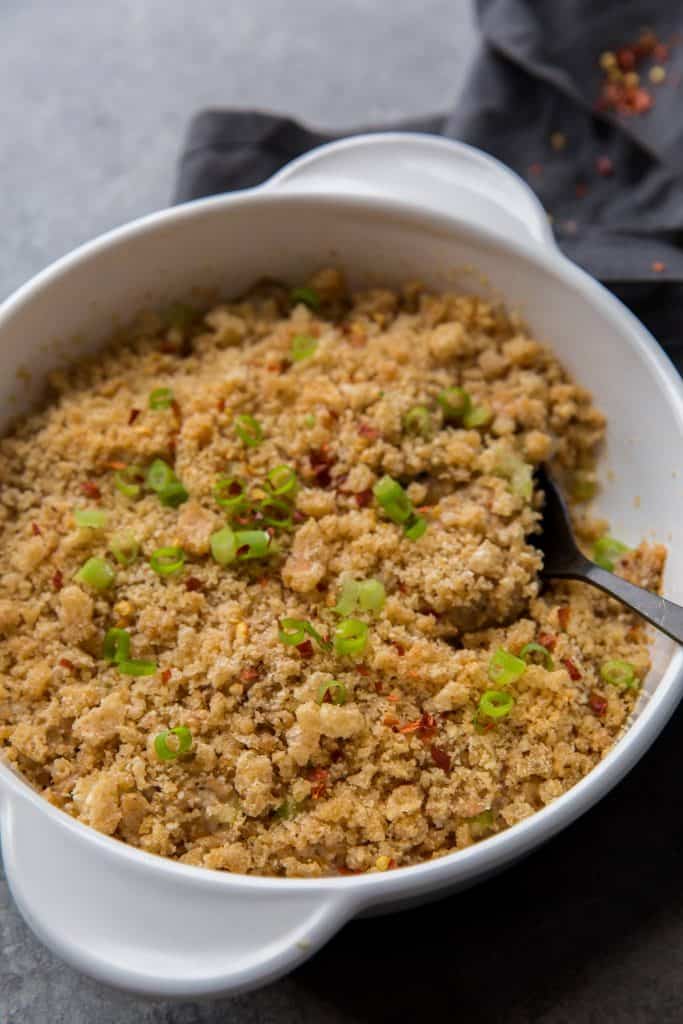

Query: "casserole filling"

xmin=0 ymin=270 xmax=664 ymax=876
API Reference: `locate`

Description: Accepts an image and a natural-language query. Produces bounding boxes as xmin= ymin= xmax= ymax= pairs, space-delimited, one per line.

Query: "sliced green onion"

xmin=146 ymin=458 xmax=174 ymax=492
xmin=438 ymin=386 xmax=471 ymax=422
xmin=468 ymin=809 xmax=495 ymax=835
xmin=290 ymin=286 xmax=321 ymax=311
xmin=510 ymin=463 xmax=533 ymax=500
xmin=358 ymin=579 xmax=386 ymax=613
xmin=488 ymin=649 xmax=526 ymax=686
xmin=114 ymin=465 xmax=144 ymax=499
xmin=291 ymin=334 xmax=318 ymax=362
xmin=463 ymin=403 xmax=492 ymax=429
xmin=109 ymin=531 xmax=140 ymax=566
xmin=520 ymin=642 xmax=554 ymax=670
xmin=303 ymin=413 xmax=316 ymax=428
xmin=405 ymin=514 xmax=428 ymax=541
xmin=103 ymin=628 xmax=131 ymax=664
xmin=75 ymin=556 xmax=115 ymax=591
xmin=266 ymin=465 xmax=298 ymax=497
xmin=593 ymin=536 xmax=629 ymax=572
xmin=403 ymin=405 xmax=433 ymax=438
xmin=335 ymin=578 xmax=361 ymax=616
xmin=275 ymin=798 xmax=302 ymax=820
xmin=478 ymin=690 xmax=514 ymax=719
xmin=210 ymin=526 xmax=237 ymax=566
xmin=159 ymin=479 xmax=189 ymax=507
xmin=73 ymin=508 xmax=107 ymax=529
xmin=278 ymin=618 xmax=329 ymax=650
xmin=146 ymin=459 xmax=189 ymax=507
xmin=214 ymin=475 xmax=248 ymax=510
xmin=258 ymin=496 xmax=293 ymax=530
xmin=119 ymin=658 xmax=157 ymax=676
xmin=570 ymin=469 xmax=598 ymax=502
xmin=234 ymin=529 xmax=271 ymax=560
xmin=600 ymin=659 xmax=638 ymax=689
xmin=149 ymin=387 xmax=174 ymax=410
xmin=278 ymin=618 xmax=308 ymax=646
xmin=334 ymin=618 xmax=369 ymax=657
xmin=234 ymin=413 xmax=263 ymax=447
xmin=154 ymin=725 xmax=193 ymax=761
xmin=373 ymin=475 xmax=413 ymax=525
xmin=317 ymin=679 xmax=347 ymax=706
xmin=150 ymin=546 xmax=185 ymax=577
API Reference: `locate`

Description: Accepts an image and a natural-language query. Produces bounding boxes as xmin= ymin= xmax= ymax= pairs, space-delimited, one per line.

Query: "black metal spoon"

xmin=534 ymin=466 xmax=683 ymax=644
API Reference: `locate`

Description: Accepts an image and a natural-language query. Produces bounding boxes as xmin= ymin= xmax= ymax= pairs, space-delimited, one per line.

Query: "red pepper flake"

xmin=616 ymin=46 xmax=636 ymax=71
xmin=374 ymin=680 xmax=384 ymax=694
xmin=330 ymin=747 xmax=343 ymax=763
xmin=337 ymin=866 xmax=362 ymax=876
xmin=31 ymin=522 xmax=42 ymax=536
xmin=653 ymin=42 xmax=670 ymax=63
xmin=354 ymin=489 xmax=373 ymax=508
xmin=216 ymin=397 xmax=226 ymax=412
xmin=185 ymin=576 xmax=203 ymax=592
xmin=171 ymin=399 xmax=182 ymax=420
xmin=159 ymin=340 xmax=178 ymax=354
xmin=297 ymin=639 xmax=315 ymax=659
xmin=161 ymin=669 xmax=172 ymax=684
xmin=309 ymin=767 xmax=329 ymax=799
xmin=589 ymin=690 xmax=608 ymax=717
xmin=633 ymin=88 xmax=653 ymax=113
xmin=562 ymin=657 xmax=582 ymax=681
xmin=652 ymin=260 xmax=666 ymax=273
xmin=596 ymin=155 xmax=614 ymax=177
xmin=383 ymin=713 xmax=400 ymax=727
xmin=399 ymin=718 xmax=422 ymax=735
xmin=58 ymin=658 xmax=74 ymax=670
xmin=392 ymin=642 xmax=405 ymax=656
xmin=528 ymin=162 xmax=543 ymax=177
xmin=51 ymin=570 xmax=64 ymax=591
xmin=106 ymin=460 xmax=127 ymax=471
xmin=356 ymin=664 xmax=371 ymax=677
xmin=128 ymin=408 xmax=141 ymax=426
xmin=80 ymin=480 xmax=101 ymax=500
xmin=430 ymin=744 xmax=451 ymax=772
xmin=538 ymin=632 xmax=557 ymax=652
xmin=386 ymin=693 xmax=400 ymax=703
xmin=557 ymin=605 xmax=571 ymax=631
xmin=241 ymin=667 xmax=259 ymax=683
xmin=358 ymin=421 xmax=380 ymax=441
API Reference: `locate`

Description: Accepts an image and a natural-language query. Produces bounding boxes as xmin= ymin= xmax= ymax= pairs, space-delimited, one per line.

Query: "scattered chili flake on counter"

xmin=596 ymin=155 xmax=614 ymax=177
xmin=652 ymin=261 xmax=666 ymax=273
xmin=597 ymin=29 xmax=673 ymax=115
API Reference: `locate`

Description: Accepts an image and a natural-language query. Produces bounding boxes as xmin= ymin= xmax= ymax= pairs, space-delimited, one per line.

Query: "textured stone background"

xmin=1 ymin=2 xmax=477 ymax=1021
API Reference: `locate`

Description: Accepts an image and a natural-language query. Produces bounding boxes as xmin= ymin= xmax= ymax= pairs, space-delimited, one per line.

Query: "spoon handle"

xmin=547 ymin=555 xmax=683 ymax=645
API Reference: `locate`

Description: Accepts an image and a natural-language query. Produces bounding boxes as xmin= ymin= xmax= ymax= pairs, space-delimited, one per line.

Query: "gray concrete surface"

xmin=0 ymin=2 xmax=476 ymax=1021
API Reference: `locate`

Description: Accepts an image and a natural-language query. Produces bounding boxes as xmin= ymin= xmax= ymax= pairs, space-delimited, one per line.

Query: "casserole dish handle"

xmin=1 ymin=790 xmax=354 ymax=998
xmin=265 ymin=132 xmax=558 ymax=251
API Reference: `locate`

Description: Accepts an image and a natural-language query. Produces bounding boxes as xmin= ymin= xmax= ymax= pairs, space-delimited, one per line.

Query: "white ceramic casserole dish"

xmin=0 ymin=133 xmax=682 ymax=999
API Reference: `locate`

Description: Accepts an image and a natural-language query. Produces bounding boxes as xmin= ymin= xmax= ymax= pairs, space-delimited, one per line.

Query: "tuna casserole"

xmin=0 ymin=269 xmax=664 ymax=877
